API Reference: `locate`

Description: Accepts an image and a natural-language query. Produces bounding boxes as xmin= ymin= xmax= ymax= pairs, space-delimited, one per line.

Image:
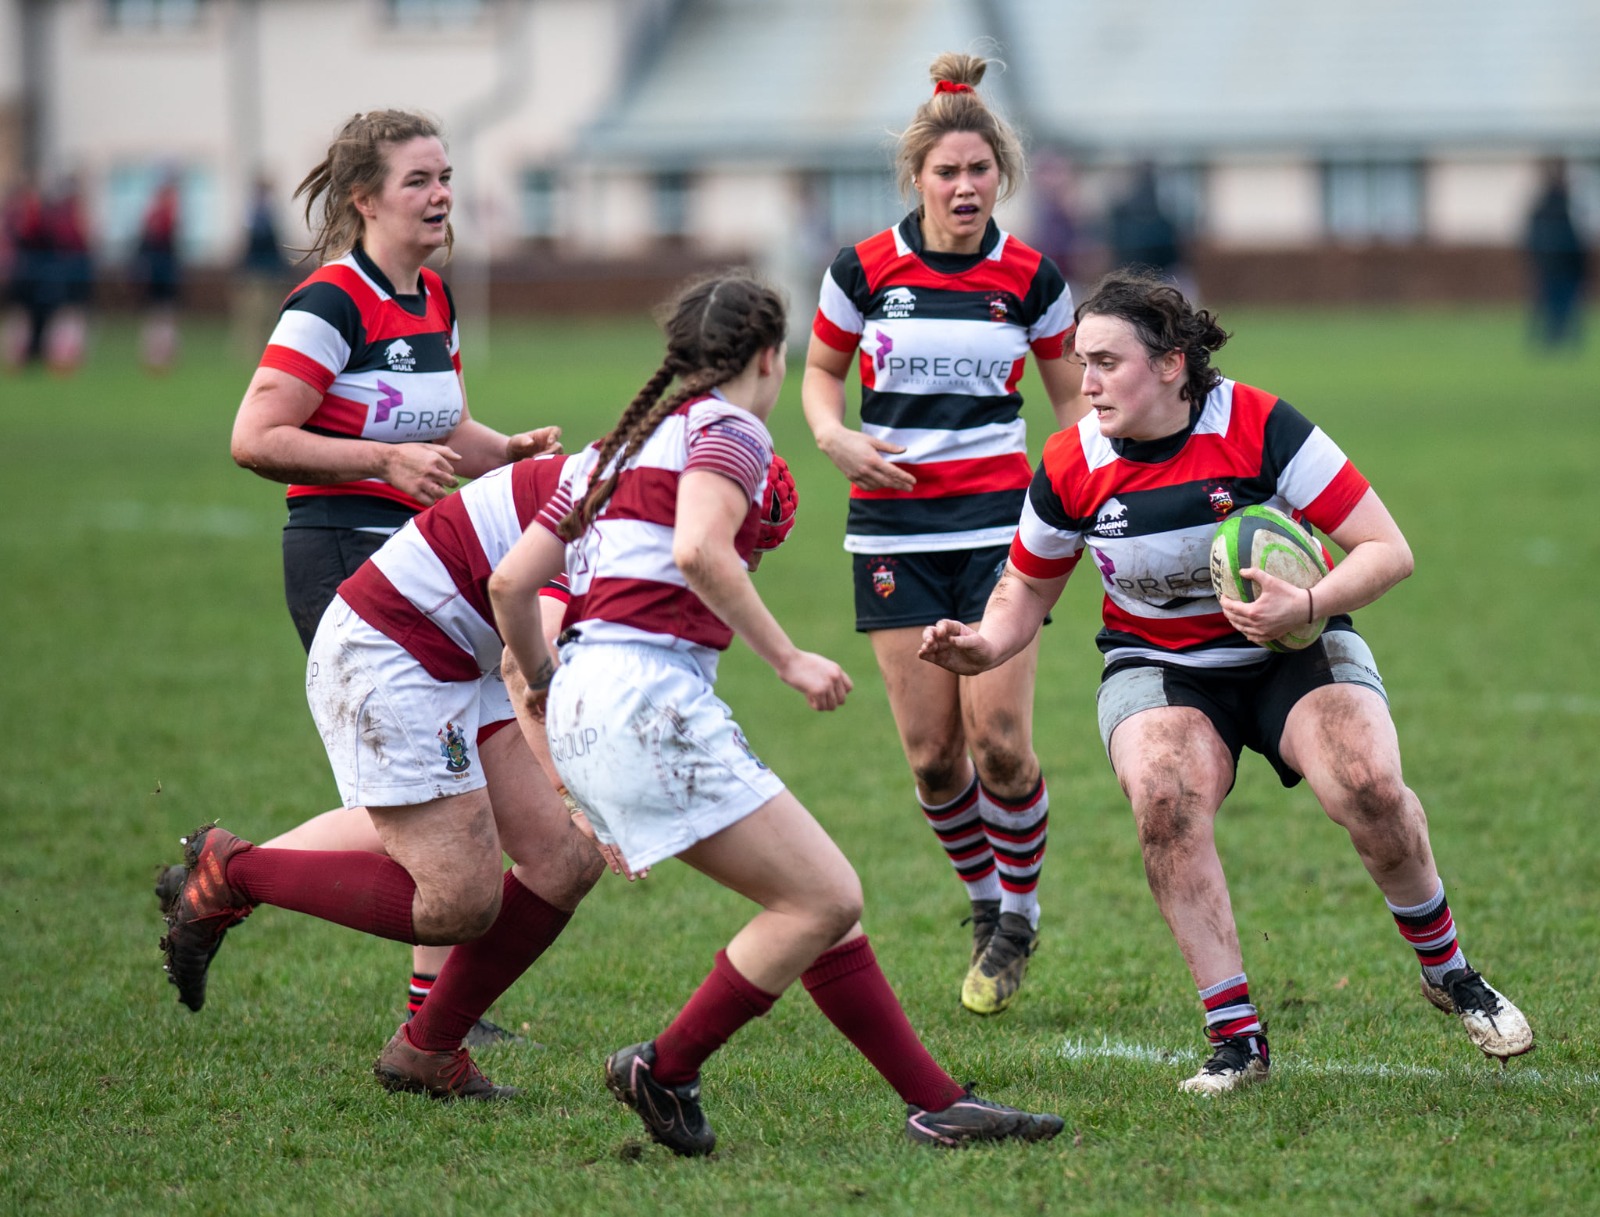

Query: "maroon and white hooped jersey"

xmin=1009 ymin=380 xmax=1371 ymax=669
xmin=534 ymin=392 xmax=772 ymax=676
xmin=336 ymin=453 xmax=576 ymax=682
xmin=812 ymin=214 xmax=1073 ymax=555
xmin=260 ymin=244 xmax=464 ymax=515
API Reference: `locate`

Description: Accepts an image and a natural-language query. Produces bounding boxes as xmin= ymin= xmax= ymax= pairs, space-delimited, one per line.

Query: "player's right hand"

xmin=383 ymin=441 xmax=463 ymax=505
xmin=819 ymin=427 xmax=917 ymax=493
xmin=917 ymin=619 xmax=997 ymax=676
xmin=779 ymin=650 xmax=852 ymax=711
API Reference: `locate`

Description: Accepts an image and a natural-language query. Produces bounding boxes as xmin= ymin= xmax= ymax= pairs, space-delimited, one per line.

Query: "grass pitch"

xmin=1 ymin=306 xmax=1597 ymax=1215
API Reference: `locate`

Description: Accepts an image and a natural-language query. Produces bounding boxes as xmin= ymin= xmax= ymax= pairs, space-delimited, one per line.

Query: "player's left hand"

xmin=567 ymin=805 xmax=648 ymax=881
xmin=505 ymin=426 xmax=563 ymax=462
xmin=1222 ymin=566 xmax=1318 ymax=646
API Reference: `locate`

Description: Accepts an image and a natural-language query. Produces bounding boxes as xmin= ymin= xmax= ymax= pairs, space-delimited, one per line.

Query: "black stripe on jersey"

xmin=345 ymin=331 xmax=457 ymax=376
xmin=1095 ymin=626 xmax=1260 ymax=659
xmin=281 ymin=280 xmax=366 ymax=348
xmin=861 ymin=389 xmax=1023 ymax=433
xmin=1026 ymin=460 xmax=1076 ymax=531
xmin=1262 ymin=398 xmax=1315 ymax=480
xmin=1019 ymin=256 xmax=1068 ymax=324
xmin=846 ymin=489 xmax=1026 ymax=537
xmin=863 ymin=285 xmax=1031 ymax=325
xmin=286 ymin=494 xmax=418 ymax=530
xmin=827 ymin=245 xmax=870 ymax=304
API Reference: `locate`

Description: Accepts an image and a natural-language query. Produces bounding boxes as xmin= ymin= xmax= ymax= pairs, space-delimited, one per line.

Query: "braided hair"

xmin=1074 ymin=270 xmax=1231 ymax=406
xmin=558 ymin=270 xmax=788 ymax=541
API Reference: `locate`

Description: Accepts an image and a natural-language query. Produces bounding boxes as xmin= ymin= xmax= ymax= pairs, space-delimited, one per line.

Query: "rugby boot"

xmin=374 ymin=1026 xmax=518 ymax=1100
xmin=1421 ymin=967 xmax=1534 ymax=1061
xmin=158 ymin=822 xmax=255 ymax=1012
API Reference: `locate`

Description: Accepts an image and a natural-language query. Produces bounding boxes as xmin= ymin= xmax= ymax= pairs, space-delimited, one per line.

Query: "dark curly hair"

xmin=559 ymin=270 xmax=788 ymax=541
xmin=1074 ymin=270 xmax=1230 ymax=406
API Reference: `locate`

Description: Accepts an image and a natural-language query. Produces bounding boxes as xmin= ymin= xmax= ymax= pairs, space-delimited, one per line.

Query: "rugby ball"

xmin=1209 ymin=505 xmax=1330 ymax=652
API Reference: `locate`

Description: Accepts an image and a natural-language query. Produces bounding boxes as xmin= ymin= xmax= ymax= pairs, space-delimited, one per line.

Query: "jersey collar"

xmin=897 ymin=210 xmax=1001 ymax=273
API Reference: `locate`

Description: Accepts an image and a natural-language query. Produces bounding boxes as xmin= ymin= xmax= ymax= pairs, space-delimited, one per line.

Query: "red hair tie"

xmin=933 ymin=81 xmax=974 ymax=96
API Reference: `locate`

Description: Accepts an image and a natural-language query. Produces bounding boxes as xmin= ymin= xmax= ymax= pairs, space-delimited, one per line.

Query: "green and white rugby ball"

xmin=1209 ymin=505 xmax=1330 ymax=652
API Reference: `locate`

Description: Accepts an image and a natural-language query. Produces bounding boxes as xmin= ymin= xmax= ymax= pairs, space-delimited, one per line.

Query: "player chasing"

xmin=920 ymin=270 xmax=1532 ymax=1093
xmin=490 ymin=270 xmax=1066 ymax=1151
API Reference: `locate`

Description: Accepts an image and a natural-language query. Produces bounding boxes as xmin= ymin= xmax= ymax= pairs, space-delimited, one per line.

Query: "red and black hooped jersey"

xmin=260 ymin=244 xmax=464 ymax=521
xmin=1009 ymin=380 xmax=1370 ymax=668
xmin=812 ymin=214 xmax=1073 ymax=555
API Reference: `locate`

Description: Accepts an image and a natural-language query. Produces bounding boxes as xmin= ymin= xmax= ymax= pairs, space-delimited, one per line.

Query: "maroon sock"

xmin=406 ymin=871 xmax=572 ymax=1053
xmin=228 ymin=847 xmax=416 ymax=943
xmin=651 ymin=950 xmax=778 ymax=1085
xmin=802 ymin=935 xmax=964 ymax=1111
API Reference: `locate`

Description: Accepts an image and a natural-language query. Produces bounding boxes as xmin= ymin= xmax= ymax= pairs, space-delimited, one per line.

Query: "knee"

xmin=413 ymin=882 xmax=502 ymax=945
xmin=810 ymin=872 xmax=864 ymax=944
xmin=968 ymin=719 xmax=1037 ymax=792
xmin=1323 ymin=757 xmax=1410 ymax=828
xmin=909 ymin=752 xmax=966 ymax=795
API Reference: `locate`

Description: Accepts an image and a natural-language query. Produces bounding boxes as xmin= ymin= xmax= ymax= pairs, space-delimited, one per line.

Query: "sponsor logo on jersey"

xmin=1095 ymin=497 xmax=1130 ymax=537
xmin=882 ymin=287 xmax=917 ymax=319
xmin=870 ymin=558 xmax=898 ymax=598
xmin=438 ymin=721 xmax=471 ymax=775
xmin=1205 ymin=482 xmax=1235 ymax=518
xmin=870 ymin=328 xmax=895 ymax=370
xmin=385 ymin=338 xmax=416 ymax=371
xmin=374 ymin=378 xmax=404 ymax=423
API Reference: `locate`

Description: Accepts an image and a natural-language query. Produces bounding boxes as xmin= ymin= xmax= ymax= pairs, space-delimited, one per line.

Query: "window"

xmin=104 ymin=0 xmax=204 ymax=31
xmin=103 ymin=164 xmax=220 ymax=262
xmin=1324 ymin=161 xmax=1423 ymax=242
xmin=654 ymin=171 xmax=692 ymax=240
xmin=519 ymin=168 xmax=561 ymax=241
xmin=385 ymin=0 xmax=487 ymax=30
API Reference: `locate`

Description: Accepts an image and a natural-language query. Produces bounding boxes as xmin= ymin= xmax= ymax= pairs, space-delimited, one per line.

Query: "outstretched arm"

xmin=919 ymin=562 xmax=1070 ymax=675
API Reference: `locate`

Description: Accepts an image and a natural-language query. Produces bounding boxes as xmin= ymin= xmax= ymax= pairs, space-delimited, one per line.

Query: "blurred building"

xmin=2 ymin=0 xmax=1597 ymax=309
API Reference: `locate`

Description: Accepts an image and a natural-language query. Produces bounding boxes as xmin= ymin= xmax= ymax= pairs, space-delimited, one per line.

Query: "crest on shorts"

xmin=438 ymin=721 xmax=471 ymax=775
xmin=732 ymin=727 xmax=770 ymax=771
xmin=870 ymin=559 xmax=898 ymax=599
xmin=1205 ymin=482 xmax=1236 ymax=519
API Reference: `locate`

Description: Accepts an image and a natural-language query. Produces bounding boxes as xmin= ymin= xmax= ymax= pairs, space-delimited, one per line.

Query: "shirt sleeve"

xmin=258 ymin=279 xmax=360 ymax=393
xmin=811 ymin=246 xmax=867 ymax=354
xmin=685 ymin=409 xmax=771 ymax=503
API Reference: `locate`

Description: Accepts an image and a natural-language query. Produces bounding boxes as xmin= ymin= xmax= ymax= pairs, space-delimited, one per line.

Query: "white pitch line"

xmin=1058 ymin=1036 xmax=1599 ymax=1087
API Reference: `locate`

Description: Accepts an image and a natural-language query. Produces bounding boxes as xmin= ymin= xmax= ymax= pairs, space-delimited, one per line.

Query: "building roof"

xmin=579 ymin=0 xmax=1600 ymax=169
xmin=579 ymin=0 xmax=998 ymax=169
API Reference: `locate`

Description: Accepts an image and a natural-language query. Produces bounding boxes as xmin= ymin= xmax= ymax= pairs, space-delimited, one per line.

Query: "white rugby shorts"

xmin=306 ymin=595 xmax=514 ymax=808
xmin=545 ymin=639 xmax=785 ymax=873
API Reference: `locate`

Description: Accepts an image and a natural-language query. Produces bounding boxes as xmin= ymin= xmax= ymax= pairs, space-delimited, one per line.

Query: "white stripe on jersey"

xmin=864 ymin=419 xmax=1027 ymax=464
xmin=1279 ymin=427 xmax=1353 ymax=509
xmin=1027 ymin=287 xmax=1075 ymax=344
xmin=1101 ymin=641 xmax=1266 ymax=669
xmin=846 ymin=525 xmax=1017 ymax=555
xmin=1015 ymin=493 xmax=1084 ymax=565
xmin=459 ymin=465 xmax=528 ymax=578
xmin=368 ymin=520 xmax=502 ymax=668
xmin=862 ymin=316 xmax=1030 ymax=399
xmin=817 ymin=270 xmax=864 ymax=338
xmin=267 ymin=308 xmax=350 ymax=377
xmin=565 ymin=518 xmax=686 ymax=597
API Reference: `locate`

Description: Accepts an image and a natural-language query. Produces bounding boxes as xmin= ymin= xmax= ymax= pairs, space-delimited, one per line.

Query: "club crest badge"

xmin=987 ymin=292 xmax=1010 ymax=322
xmin=871 ymin=559 xmax=898 ymax=599
xmin=438 ymin=721 xmax=471 ymax=775
xmin=1205 ymin=483 xmax=1236 ymax=519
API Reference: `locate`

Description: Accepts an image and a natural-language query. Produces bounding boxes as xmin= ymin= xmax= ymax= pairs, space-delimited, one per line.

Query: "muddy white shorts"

xmin=545 ymin=639 xmax=785 ymax=873
xmin=306 ymin=595 xmax=514 ymax=808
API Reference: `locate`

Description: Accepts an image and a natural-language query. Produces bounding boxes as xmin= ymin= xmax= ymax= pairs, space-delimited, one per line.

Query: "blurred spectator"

xmin=231 ymin=175 xmax=289 ymax=360
xmin=1524 ymin=159 xmax=1589 ymax=350
xmin=2 ymin=178 xmax=50 ymax=370
xmin=135 ymin=173 xmax=183 ymax=371
xmin=1031 ymin=148 xmax=1089 ymax=288
xmin=42 ymin=175 xmax=94 ymax=374
xmin=1106 ymin=163 xmax=1185 ymax=285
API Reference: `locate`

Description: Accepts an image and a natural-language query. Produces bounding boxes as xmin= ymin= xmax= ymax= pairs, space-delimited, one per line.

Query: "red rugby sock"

xmin=228 ymin=847 xmax=416 ymax=943
xmin=651 ymin=950 xmax=777 ymax=1085
xmin=802 ymin=935 xmax=965 ymax=1111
